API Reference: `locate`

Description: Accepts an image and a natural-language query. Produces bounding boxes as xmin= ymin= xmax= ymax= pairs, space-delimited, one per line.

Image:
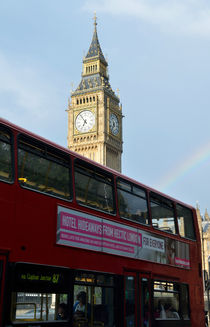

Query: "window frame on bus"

xmin=0 ymin=124 xmax=14 ymax=184
xmin=74 ymin=159 xmax=116 ymax=215
xmin=8 ymin=262 xmax=72 ymax=324
xmin=73 ymin=270 xmax=118 ymax=327
xmin=117 ymin=177 xmax=150 ymax=226
xmin=152 ymin=279 xmax=190 ymax=321
xmin=176 ymin=203 xmax=196 ymax=241
xmin=17 ymin=134 xmax=72 ymax=201
xmin=149 ymin=192 xmax=178 ymax=235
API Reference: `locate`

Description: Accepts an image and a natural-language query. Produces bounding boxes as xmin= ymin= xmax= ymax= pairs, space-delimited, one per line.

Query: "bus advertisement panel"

xmin=57 ymin=206 xmax=190 ymax=269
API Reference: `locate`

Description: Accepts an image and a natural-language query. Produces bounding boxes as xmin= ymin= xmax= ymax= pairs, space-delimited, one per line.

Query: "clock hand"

xmin=80 ymin=114 xmax=86 ymax=122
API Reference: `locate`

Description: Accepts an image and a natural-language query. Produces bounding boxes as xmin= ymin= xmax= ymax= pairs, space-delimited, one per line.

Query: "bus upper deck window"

xmin=117 ymin=179 xmax=149 ymax=225
xmin=150 ymin=193 xmax=176 ymax=234
xmin=18 ymin=135 xmax=71 ymax=200
xmin=176 ymin=204 xmax=196 ymax=240
xmin=0 ymin=127 xmax=13 ymax=182
xmin=74 ymin=160 xmax=115 ymax=214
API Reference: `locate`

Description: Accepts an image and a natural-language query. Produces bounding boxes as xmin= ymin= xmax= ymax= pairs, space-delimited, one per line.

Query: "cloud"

xmin=0 ymin=51 xmax=66 ymax=135
xmin=0 ymin=52 xmax=49 ymax=119
xmin=0 ymin=50 xmax=69 ymax=148
xmin=83 ymin=0 xmax=210 ymax=38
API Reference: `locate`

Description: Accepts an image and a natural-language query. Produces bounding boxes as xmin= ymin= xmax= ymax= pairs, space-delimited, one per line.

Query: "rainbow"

xmin=155 ymin=140 xmax=210 ymax=191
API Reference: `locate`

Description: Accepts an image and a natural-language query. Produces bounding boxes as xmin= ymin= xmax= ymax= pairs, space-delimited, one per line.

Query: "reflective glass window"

xmin=75 ymin=161 xmax=115 ymax=214
xmin=141 ymin=278 xmax=150 ymax=327
xmin=150 ymin=193 xmax=176 ymax=234
xmin=153 ymin=281 xmax=180 ymax=320
xmin=117 ymin=179 xmax=149 ymax=224
xmin=0 ymin=128 xmax=13 ymax=182
xmin=12 ymin=292 xmax=68 ymax=322
xmin=125 ymin=276 xmax=136 ymax=327
xmin=73 ymin=272 xmax=115 ymax=327
xmin=18 ymin=136 xmax=71 ymax=200
xmin=179 ymin=284 xmax=190 ymax=320
xmin=176 ymin=204 xmax=195 ymax=240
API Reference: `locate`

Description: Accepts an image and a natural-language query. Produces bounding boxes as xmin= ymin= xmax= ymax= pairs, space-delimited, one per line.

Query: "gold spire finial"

xmin=93 ymin=12 xmax=97 ymax=30
xmin=116 ymin=88 xmax=120 ymax=98
xmin=70 ymin=82 xmax=74 ymax=94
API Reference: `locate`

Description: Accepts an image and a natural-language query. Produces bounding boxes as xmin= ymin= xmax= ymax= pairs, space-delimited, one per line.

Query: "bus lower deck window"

xmin=11 ymin=292 xmax=68 ymax=322
xmin=153 ymin=281 xmax=190 ymax=321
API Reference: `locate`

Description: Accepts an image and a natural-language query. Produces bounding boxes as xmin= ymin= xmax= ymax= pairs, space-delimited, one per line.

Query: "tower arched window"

xmin=86 ymin=98 xmax=89 ymax=103
xmin=80 ymin=99 xmax=82 ymax=104
xmin=90 ymin=97 xmax=92 ymax=102
xmin=93 ymin=96 xmax=95 ymax=101
xmin=83 ymin=98 xmax=85 ymax=103
xmin=77 ymin=99 xmax=79 ymax=105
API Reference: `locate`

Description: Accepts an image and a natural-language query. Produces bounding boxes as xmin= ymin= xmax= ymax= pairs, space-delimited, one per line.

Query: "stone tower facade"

xmin=67 ymin=17 xmax=123 ymax=172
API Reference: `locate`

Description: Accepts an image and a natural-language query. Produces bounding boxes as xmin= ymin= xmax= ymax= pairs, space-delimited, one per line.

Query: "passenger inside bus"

xmin=73 ymin=291 xmax=90 ymax=320
xmin=57 ymin=302 xmax=68 ymax=320
xmin=164 ymin=303 xmax=180 ymax=319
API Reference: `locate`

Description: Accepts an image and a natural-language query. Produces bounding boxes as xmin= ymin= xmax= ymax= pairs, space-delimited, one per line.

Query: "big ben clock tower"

xmin=67 ymin=16 xmax=123 ymax=172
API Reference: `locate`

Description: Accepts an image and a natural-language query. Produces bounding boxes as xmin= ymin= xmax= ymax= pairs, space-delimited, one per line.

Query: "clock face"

xmin=75 ymin=110 xmax=95 ymax=133
xmin=109 ymin=113 xmax=119 ymax=136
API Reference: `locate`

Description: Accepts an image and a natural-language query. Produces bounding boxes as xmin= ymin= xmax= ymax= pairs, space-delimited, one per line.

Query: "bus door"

xmin=73 ymin=271 xmax=115 ymax=327
xmin=140 ymin=274 xmax=151 ymax=327
xmin=124 ymin=272 xmax=151 ymax=327
xmin=0 ymin=254 xmax=7 ymax=325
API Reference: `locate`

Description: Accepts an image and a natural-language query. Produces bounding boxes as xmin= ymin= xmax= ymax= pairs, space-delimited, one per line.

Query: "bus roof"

xmin=0 ymin=116 xmax=195 ymax=210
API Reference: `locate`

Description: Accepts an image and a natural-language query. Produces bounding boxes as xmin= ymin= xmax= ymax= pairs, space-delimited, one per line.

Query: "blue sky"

xmin=1 ymin=0 xmax=210 ymax=215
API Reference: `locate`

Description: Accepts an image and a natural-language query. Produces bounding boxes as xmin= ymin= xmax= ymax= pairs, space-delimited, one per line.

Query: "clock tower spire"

xmin=67 ymin=16 xmax=123 ymax=172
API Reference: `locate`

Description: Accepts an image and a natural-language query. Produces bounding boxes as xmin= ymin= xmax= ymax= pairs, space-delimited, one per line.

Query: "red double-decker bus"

xmin=0 ymin=117 xmax=205 ymax=327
